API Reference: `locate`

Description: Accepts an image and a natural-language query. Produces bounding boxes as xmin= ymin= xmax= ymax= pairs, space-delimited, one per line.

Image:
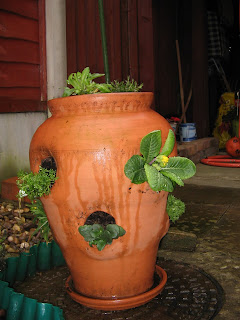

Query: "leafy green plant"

xmin=62 ymin=67 xmax=143 ymax=97
xmin=16 ymin=166 xmax=58 ymax=202
xmin=78 ymin=223 xmax=126 ymax=251
xmin=109 ymin=76 xmax=143 ymax=92
xmin=124 ymin=129 xmax=196 ymax=221
xmin=27 ymin=200 xmax=51 ymax=243
xmin=16 ymin=166 xmax=58 ymax=243
xmin=63 ymin=67 xmax=112 ymax=97
xmin=166 ymin=195 xmax=185 ymax=223
xmin=124 ymin=129 xmax=196 ymax=192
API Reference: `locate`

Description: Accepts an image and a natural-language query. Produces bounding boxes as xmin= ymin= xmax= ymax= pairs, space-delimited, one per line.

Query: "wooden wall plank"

xmin=128 ymin=0 xmax=139 ymax=81
xmin=0 ymin=11 xmax=38 ymax=42
xmin=0 ymin=88 xmax=40 ymax=100
xmin=104 ymin=0 xmax=121 ymax=81
xmin=0 ymin=63 xmax=40 ymax=87
xmin=0 ymin=38 xmax=39 ymax=63
xmin=152 ymin=0 xmax=178 ymax=116
xmin=76 ymin=0 xmax=87 ymax=72
xmin=192 ymin=0 xmax=209 ymax=137
xmin=120 ymin=0 xmax=130 ymax=79
xmin=86 ymin=0 xmax=97 ymax=72
xmin=38 ymin=0 xmax=47 ymax=101
xmin=0 ymin=101 xmax=47 ymax=113
xmin=66 ymin=0 xmax=77 ymax=75
xmin=137 ymin=0 xmax=154 ymax=92
xmin=95 ymin=0 xmax=104 ymax=75
xmin=0 ymin=0 xmax=38 ymax=19
xmin=0 ymin=0 xmax=47 ymax=113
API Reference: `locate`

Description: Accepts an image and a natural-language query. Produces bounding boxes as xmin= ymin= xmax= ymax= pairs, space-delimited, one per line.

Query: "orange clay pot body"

xmin=29 ymin=93 xmax=177 ymax=303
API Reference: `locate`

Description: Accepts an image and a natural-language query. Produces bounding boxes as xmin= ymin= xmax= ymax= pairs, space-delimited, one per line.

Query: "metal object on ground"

xmin=14 ymin=259 xmax=224 ymax=320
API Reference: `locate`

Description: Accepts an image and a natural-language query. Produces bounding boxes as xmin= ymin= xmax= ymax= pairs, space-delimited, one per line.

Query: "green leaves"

xmin=17 ymin=167 xmax=58 ymax=201
xmin=140 ymin=130 xmax=162 ymax=163
xmin=62 ymin=68 xmax=143 ymax=97
xmin=124 ymin=155 xmax=147 ymax=184
xmin=28 ymin=199 xmax=51 ymax=243
xmin=62 ymin=67 xmax=112 ymax=97
xmin=124 ymin=129 xmax=196 ymax=192
xmin=166 ymin=195 xmax=185 ymax=223
xmin=160 ymin=129 xmax=175 ymax=156
xmin=109 ymin=76 xmax=143 ymax=92
xmin=163 ymin=157 xmax=196 ymax=180
xmin=144 ymin=164 xmax=174 ymax=192
xmin=78 ymin=223 xmax=126 ymax=251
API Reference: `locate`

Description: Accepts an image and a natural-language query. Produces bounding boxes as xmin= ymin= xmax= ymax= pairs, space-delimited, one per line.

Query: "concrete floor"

xmin=158 ymin=163 xmax=240 ymax=319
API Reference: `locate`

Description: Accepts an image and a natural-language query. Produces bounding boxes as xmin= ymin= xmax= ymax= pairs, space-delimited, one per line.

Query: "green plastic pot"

xmin=37 ymin=242 xmax=52 ymax=271
xmin=0 ymin=241 xmax=65 ymax=319
xmin=6 ymin=292 xmax=24 ymax=320
xmin=5 ymin=257 xmax=18 ymax=286
xmin=19 ymin=297 xmax=38 ymax=320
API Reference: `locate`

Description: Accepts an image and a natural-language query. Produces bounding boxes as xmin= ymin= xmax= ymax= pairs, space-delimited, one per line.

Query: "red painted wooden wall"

xmin=66 ymin=0 xmax=155 ymax=92
xmin=0 ymin=0 xmax=47 ymax=112
xmin=66 ymin=0 xmax=209 ymax=137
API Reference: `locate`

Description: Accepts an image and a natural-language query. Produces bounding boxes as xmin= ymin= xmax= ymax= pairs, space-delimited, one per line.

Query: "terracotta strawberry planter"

xmin=29 ymin=92 xmax=177 ymax=310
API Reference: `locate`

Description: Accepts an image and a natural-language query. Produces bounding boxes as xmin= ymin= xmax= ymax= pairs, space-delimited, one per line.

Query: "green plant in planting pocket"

xmin=124 ymin=129 xmax=196 ymax=222
xmin=166 ymin=195 xmax=185 ymax=223
xmin=27 ymin=200 xmax=51 ymax=243
xmin=78 ymin=224 xmax=126 ymax=251
xmin=16 ymin=166 xmax=58 ymax=243
xmin=17 ymin=167 xmax=58 ymax=202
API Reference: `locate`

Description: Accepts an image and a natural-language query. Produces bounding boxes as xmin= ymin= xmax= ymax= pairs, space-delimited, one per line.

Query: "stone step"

xmin=159 ymin=228 xmax=198 ymax=252
xmin=177 ymin=137 xmax=219 ymax=164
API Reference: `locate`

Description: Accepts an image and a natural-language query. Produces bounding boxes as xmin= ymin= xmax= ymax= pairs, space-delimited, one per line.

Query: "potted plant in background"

xmin=28 ymin=67 xmax=195 ymax=310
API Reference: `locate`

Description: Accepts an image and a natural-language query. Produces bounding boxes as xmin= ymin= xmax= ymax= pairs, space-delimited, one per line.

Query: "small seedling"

xmin=109 ymin=76 xmax=143 ymax=92
xmin=78 ymin=223 xmax=126 ymax=251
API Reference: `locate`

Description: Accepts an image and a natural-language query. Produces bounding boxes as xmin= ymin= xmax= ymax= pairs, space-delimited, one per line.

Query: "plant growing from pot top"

xmin=62 ymin=67 xmax=143 ymax=97
xmin=124 ymin=129 xmax=196 ymax=222
xmin=16 ymin=167 xmax=58 ymax=243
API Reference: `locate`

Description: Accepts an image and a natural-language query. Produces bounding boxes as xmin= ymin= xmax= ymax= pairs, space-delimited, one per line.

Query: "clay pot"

xmin=29 ymin=93 xmax=177 ymax=310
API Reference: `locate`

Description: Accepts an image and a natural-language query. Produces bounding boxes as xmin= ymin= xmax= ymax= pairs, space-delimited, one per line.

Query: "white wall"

xmin=0 ymin=113 xmax=47 ymax=182
xmin=0 ymin=0 xmax=67 ymax=186
xmin=45 ymin=0 xmax=67 ymax=102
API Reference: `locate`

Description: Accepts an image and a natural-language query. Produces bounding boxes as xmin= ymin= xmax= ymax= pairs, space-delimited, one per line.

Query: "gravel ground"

xmin=0 ymin=200 xmax=51 ymax=258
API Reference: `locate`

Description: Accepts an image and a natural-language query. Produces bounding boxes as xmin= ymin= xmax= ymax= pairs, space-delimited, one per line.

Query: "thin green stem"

xmin=98 ymin=0 xmax=110 ymax=83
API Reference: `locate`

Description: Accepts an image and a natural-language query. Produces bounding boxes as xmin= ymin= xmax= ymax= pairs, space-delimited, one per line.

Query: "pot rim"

xmin=48 ymin=92 xmax=154 ymax=115
xmin=48 ymin=91 xmax=153 ymax=103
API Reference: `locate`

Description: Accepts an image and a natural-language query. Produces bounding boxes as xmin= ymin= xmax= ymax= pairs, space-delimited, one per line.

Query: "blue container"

xmin=179 ymin=123 xmax=197 ymax=142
